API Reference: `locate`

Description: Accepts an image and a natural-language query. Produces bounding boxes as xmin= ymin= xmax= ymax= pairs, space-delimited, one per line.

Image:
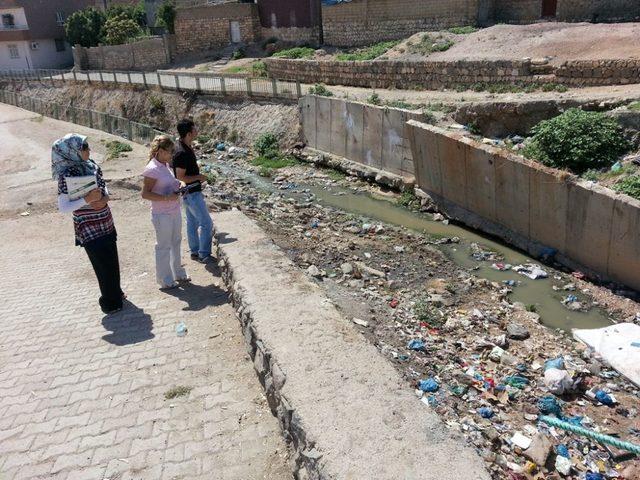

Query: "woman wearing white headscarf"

xmin=53 ymin=133 xmax=123 ymax=315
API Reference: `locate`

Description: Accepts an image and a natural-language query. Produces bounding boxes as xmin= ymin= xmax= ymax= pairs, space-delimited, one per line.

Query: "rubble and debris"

xmin=191 ymin=140 xmax=640 ymax=479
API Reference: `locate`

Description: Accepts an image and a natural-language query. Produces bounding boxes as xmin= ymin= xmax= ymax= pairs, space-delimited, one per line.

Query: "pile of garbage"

xmin=192 ymin=143 xmax=640 ymax=479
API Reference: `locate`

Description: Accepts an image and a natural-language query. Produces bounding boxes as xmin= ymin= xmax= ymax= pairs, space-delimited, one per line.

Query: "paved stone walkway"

xmin=0 ymin=107 xmax=291 ymax=480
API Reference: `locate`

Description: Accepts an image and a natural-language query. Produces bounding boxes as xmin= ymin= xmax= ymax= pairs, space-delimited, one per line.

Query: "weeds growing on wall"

xmin=336 ymin=40 xmax=400 ymax=61
xmin=272 ymin=47 xmax=316 ymax=59
xmin=308 ymin=84 xmax=333 ymax=97
xmin=523 ymin=109 xmax=630 ymax=174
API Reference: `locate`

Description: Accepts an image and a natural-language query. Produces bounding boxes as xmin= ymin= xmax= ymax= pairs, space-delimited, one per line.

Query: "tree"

xmin=102 ymin=13 xmax=143 ymax=46
xmin=64 ymin=8 xmax=106 ymax=47
xmin=155 ymin=0 xmax=176 ymax=34
xmin=106 ymin=1 xmax=146 ymax=28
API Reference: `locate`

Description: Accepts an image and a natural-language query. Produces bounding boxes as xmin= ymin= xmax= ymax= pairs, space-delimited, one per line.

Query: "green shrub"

xmin=386 ymin=99 xmax=419 ymax=110
xmin=102 ymin=13 xmax=143 ymax=45
xmin=105 ymin=140 xmax=132 ymax=159
xmin=614 ymin=175 xmax=640 ymax=200
xmin=148 ymin=94 xmax=165 ymax=113
xmin=272 ymin=47 xmax=315 ymax=59
xmin=155 ymin=0 xmax=176 ymax=34
xmin=367 ymin=92 xmax=382 ymax=105
xmin=196 ymin=133 xmax=212 ymax=144
xmin=448 ymin=26 xmax=478 ymax=34
xmin=258 ymin=166 xmax=274 ymax=177
xmin=628 ymin=101 xmax=640 ymax=111
xmin=254 ymin=133 xmax=279 ymax=157
xmin=335 ymin=40 xmax=400 ymax=61
xmin=65 ymin=8 xmax=106 ymax=47
xmin=224 ymin=65 xmax=248 ymax=74
xmin=251 ymin=61 xmax=268 ymax=78
xmin=252 ymin=155 xmax=298 ymax=169
xmin=407 ymin=34 xmax=453 ymax=55
xmin=523 ymin=109 xmax=630 ymax=174
xmin=232 ymin=48 xmax=246 ymax=60
xmin=398 ymin=190 xmax=418 ymax=208
xmin=308 ymin=84 xmax=333 ymax=97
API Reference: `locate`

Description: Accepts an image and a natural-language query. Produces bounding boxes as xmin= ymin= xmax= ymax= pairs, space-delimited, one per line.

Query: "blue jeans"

xmin=183 ymin=192 xmax=213 ymax=259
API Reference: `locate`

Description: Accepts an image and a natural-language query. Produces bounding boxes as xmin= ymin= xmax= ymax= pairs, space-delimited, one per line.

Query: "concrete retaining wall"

xmin=407 ymin=121 xmax=640 ymax=291
xmin=72 ymin=36 xmax=174 ymax=71
xmin=300 ymin=96 xmax=428 ymax=180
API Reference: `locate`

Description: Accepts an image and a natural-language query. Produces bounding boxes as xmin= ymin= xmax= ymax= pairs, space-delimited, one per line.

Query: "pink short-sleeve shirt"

xmin=142 ymin=158 xmax=181 ymax=215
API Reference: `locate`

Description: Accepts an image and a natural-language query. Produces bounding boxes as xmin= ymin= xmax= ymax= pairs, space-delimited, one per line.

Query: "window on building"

xmin=56 ymin=11 xmax=65 ymax=26
xmin=55 ymin=39 xmax=66 ymax=52
xmin=2 ymin=13 xmax=15 ymax=28
xmin=8 ymin=44 xmax=19 ymax=59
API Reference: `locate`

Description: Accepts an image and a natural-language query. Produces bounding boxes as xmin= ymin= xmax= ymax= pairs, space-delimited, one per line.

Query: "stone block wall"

xmin=322 ymin=0 xmax=480 ymax=47
xmin=175 ymin=3 xmax=261 ymax=56
xmin=72 ymin=36 xmax=172 ymax=71
xmin=557 ymin=0 xmax=640 ymax=22
xmin=407 ymin=121 xmax=640 ymax=291
xmin=555 ymin=59 xmax=640 ymax=86
xmin=266 ymin=58 xmax=534 ymax=89
xmin=266 ymin=57 xmax=640 ymax=89
xmin=260 ymin=26 xmax=320 ymax=45
xmin=492 ymin=0 xmax=541 ymax=23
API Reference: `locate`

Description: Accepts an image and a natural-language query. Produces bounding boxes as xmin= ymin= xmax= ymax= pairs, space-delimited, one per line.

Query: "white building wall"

xmin=0 ymin=40 xmax=33 ymax=70
xmin=28 ymin=38 xmax=73 ymax=69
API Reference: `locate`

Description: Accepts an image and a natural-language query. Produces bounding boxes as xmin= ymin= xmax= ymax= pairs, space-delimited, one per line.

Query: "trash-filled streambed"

xmin=213 ymin=158 xmax=612 ymax=332
xmin=199 ymin=146 xmax=640 ymax=480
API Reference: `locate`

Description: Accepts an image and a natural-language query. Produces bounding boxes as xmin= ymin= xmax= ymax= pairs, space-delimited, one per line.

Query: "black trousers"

xmin=84 ymin=235 xmax=123 ymax=313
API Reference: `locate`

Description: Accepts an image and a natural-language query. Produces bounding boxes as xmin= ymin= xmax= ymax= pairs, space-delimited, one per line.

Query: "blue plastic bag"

xmin=595 ymin=390 xmax=614 ymax=406
xmin=407 ymin=339 xmax=426 ymax=351
xmin=555 ymin=444 xmax=570 ymax=458
xmin=418 ymin=378 xmax=439 ymax=392
xmin=545 ymin=357 xmax=565 ymax=371
xmin=478 ymin=407 xmax=494 ymax=419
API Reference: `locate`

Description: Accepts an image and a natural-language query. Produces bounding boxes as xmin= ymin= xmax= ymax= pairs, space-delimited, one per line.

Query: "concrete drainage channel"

xmin=211 ymin=159 xmax=614 ymax=332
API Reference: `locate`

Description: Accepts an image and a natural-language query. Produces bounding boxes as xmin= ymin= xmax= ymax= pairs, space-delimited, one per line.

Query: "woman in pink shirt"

xmin=141 ymin=135 xmax=189 ymax=289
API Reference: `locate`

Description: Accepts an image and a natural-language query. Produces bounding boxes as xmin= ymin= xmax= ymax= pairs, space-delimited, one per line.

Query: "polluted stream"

xmin=211 ymin=160 xmax=612 ymax=332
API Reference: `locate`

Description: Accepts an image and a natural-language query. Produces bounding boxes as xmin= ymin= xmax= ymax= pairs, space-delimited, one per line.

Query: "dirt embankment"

xmin=390 ymin=22 xmax=640 ymax=64
xmin=4 ymin=84 xmax=301 ymax=148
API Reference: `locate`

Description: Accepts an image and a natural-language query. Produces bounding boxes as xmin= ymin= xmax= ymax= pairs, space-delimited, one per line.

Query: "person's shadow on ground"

xmin=164 ymin=281 xmax=228 ymax=312
xmin=101 ymin=300 xmax=154 ymax=346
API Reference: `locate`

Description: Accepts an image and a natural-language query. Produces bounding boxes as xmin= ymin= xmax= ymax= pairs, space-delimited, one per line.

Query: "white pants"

xmin=151 ymin=212 xmax=187 ymax=287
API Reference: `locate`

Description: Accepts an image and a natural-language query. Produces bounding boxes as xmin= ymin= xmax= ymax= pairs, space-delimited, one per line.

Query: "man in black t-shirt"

xmin=173 ymin=119 xmax=213 ymax=263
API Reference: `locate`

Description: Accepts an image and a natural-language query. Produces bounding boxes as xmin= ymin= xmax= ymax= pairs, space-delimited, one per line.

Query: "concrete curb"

xmin=212 ymin=210 xmax=490 ymax=480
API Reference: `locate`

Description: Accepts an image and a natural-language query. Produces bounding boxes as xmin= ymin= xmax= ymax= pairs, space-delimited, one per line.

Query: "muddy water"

xmin=214 ymin=161 xmax=612 ymax=331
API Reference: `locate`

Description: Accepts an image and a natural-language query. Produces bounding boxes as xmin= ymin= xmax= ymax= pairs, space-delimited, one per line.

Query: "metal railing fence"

xmin=0 ymin=68 xmax=304 ymax=99
xmin=0 ymin=89 xmax=164 ymax=144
